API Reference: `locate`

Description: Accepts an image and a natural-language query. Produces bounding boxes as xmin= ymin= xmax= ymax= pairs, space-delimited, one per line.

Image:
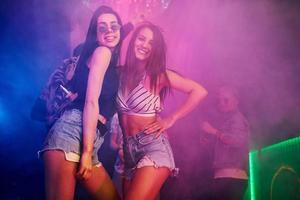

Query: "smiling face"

xmin=134 ymin=27 xmax=154 ymax=61
xmin=97 ymin=13 xmax=121 ymax=48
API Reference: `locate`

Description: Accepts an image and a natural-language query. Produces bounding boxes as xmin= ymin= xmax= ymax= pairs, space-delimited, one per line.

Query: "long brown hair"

xmin=120 ymin=22 xmax=170 ymax=101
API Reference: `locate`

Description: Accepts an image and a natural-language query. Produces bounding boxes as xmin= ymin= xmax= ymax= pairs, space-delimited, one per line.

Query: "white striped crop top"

xmin=116 ymin=83 xmax=162 ymax=116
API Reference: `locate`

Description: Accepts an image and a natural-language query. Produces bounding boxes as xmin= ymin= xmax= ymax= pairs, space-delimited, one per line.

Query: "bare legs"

xmin=81 ymin=165 xmax=120 ymax=200
xmin=44 ymin=150 xmax=77 ymax=200
xmin=43 ymin=150 xmax=120 ymax=200
xmin=44 ymin=150 xmax=169 ymax=200
xmin=124 ymin=166 xmax=170 ymax=200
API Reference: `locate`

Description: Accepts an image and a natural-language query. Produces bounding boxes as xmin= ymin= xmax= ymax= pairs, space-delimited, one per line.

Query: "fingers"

xmin=154 ymin=128 xmax=164 ymax=138
xmin=144 ymin=122 xmax=156 ymax=130
xmin=201 ymin=121 xmax=212 ymax=132
xmin=98 ymin=114 xmax=107 ymax=124
xmin=67 ymin=92 xmax=78 ymax=101
xmin=144 ymin=122 xmax=163 ymax=134
xmin=77 ymin=166 xmax=92 ymax=180
xmin=144 ymin=123 xmax=166 ymax=138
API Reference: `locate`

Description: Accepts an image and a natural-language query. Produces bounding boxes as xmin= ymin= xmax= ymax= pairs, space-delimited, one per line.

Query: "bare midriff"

xmin=119 ymin=114 xmax=157 ymax=136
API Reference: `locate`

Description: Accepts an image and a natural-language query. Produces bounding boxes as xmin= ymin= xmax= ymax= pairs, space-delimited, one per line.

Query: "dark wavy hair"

xmin=120 ymin=22 xmax=170 ymax=101
xmin=71 ymin=6 xmax=123 ymax=87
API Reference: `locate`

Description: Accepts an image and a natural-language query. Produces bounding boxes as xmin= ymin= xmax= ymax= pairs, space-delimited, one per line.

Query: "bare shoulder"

xmin=93 ymin=46 xmax=112 ymax=57
xmin=88 ymin=46 xmax=112 ymax=70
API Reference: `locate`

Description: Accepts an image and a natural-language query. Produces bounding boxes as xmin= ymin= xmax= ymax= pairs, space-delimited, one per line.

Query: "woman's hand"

xmin=98 ymin=114 xmax=107 ymax=124
xmin=144 ymin=115 xmax=176 ymax=137
xmin=77 ymin=152 xmax=93 ymax=180
xmin=131 ymin=12 xmax=148 ymax=26
xmin=201 ymin=121 xmax=218 ymax=136
xmin=66 ymin=92 xmax=78 ymax=101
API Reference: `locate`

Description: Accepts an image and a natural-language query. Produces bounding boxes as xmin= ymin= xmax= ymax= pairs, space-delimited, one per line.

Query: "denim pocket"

xmin=123 ymin=142 xmax=136 ymax=169
xmin=138 ymin=133 xmax=159 ymax=145
xmin=93 ymin=133 xmax=104 ymax=153
xmin=60 ymin=109 xmax=82 ymax=125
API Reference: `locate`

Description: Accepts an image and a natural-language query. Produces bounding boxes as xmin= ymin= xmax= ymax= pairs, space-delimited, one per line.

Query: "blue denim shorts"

xmin=123 ymin=131 xmax=179 ymax=180
xmin=39 ymin=109 xmax=104 ymax=165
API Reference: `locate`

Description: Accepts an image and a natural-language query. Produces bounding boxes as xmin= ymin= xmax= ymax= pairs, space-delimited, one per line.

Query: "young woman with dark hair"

xmin=117 ymin=22 xmax=208 ymax=200
xmin=40 ymin=6 xmax=126 ymax=200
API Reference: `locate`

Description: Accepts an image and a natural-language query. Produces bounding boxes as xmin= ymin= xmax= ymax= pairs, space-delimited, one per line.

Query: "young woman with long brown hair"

xmin=117 ymin=22 xmax=208 ymax=200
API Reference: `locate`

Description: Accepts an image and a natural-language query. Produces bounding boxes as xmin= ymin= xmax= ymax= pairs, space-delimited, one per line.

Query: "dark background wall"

xmin=0 ymin=0 xmax=69 ymax=199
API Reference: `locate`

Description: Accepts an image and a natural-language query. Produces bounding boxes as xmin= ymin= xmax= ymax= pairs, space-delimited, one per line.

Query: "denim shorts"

xmin=39 ymin=109 xmax=104 ymax=165
xmin=123 ymin=131 xmax=179 ymax=180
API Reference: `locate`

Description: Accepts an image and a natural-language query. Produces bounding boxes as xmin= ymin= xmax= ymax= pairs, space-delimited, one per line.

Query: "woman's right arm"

xmin=77 ymin=46 xmax=112 ymax=180
xmin=145 ymin=70 xmax=208 ymax=135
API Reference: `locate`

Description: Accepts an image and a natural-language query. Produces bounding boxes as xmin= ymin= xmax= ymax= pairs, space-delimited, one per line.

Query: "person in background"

xmin=201 ymin=85 xmax=249 ymax=200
